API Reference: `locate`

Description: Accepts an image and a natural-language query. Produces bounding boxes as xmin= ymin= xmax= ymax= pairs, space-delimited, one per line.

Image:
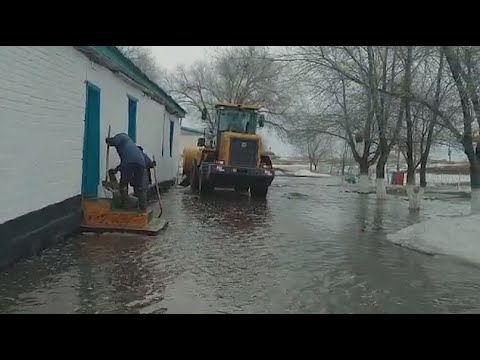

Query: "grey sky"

xmin=149 ymin=46 xmax=209 ymax=70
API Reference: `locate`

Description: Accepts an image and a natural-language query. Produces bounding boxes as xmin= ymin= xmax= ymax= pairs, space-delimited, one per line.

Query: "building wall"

xmin=0 ymin=46 xmax=181 ymax=225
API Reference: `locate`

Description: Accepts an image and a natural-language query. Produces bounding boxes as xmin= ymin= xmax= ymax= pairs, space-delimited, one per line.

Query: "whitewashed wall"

xmin=0 ymin=46 xmax=181 ymax=224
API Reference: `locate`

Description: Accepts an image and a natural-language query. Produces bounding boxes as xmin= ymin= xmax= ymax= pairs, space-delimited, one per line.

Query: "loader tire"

xmin=190 ymin=162 xmax=199 ymax=192
xmin=250 ymin=185 xmax=268 ymax=199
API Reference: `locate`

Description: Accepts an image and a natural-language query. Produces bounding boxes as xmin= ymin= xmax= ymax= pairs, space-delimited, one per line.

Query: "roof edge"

xmin=75 ymin=46 xmax=186 ymax=118
xmin=181 ymin=126 xmax=205 ymax=135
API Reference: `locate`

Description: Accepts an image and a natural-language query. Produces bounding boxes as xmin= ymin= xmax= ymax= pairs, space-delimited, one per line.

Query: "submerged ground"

xmin=0 ymin=175 xmax=479 ymax=314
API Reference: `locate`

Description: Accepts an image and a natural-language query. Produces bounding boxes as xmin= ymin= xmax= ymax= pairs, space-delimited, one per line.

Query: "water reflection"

xmin=78 ymin=234 xmax=154 ymax=313
xmin=181 ymin=190 xmax=272 ymax=233
xmin=176 ymin=190 xmax=276 ymax=313
xmin=1 ymin=179 xmax=480 ymax=313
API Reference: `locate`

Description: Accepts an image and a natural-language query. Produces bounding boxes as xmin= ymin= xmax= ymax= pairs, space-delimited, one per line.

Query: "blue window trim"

xmin=85 ymin=80 xmax=101 ymax=91
xmin=128 ymin=96 xmax=138 ymax=142
xmin=169 ymin=120 xmax=175 ymax=157
xmin=161 ymin=113 xmax=166 ymax=157
xmin=127 ymin=94 xmax=139 ymax=102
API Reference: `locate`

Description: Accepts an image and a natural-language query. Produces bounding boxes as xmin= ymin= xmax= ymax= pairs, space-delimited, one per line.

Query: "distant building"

xmin=180 ymin=126 xmax=205 ymax=150
xmin=0 ymin=46 xmax=186 ymax=269
xmin=177 ymin=126 xmax=205 ymax=174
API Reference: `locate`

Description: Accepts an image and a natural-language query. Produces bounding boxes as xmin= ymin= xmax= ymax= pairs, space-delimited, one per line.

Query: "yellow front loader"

xmin=181 ymin=103 xmax=274 ymax=198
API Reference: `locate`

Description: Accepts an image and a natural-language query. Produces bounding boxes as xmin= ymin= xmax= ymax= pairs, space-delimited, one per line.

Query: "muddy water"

xmin=1 ymin=176 xmax=480 ymax=314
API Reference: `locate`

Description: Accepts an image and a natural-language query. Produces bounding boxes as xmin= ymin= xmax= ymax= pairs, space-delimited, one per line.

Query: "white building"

xmin=179 ymin=126 xmax=205 ymax=151
xmin=177 ymin=126 xmax=205 ymax=175
xmin=0 ymin=46 xmax=186 ymax=269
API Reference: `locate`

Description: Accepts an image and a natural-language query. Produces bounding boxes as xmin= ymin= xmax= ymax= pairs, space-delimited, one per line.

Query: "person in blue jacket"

xmin=106 ymin=133 xmax=147 ymax=210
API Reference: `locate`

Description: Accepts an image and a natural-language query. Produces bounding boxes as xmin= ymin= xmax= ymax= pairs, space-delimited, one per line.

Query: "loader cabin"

xmin=200 ymin=103 xmax=265 ymax=148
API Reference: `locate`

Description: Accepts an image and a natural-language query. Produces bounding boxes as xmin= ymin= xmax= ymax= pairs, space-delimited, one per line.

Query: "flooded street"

xmin=1 ymin=176 xmax=480 ymax=314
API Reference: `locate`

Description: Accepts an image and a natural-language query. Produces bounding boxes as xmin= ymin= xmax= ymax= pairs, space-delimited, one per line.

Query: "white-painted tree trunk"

xmin=355 ymin=141 xmax=364 ymax=158
xmin=471 ymin=188 xmax=480 ymax=214
xmin=406 ymin=185 xmax=424 ymax=210
xmin=358 ymin=174 xmax=370 ymax=194
xmin=376 ymin=178 xmax=387 ymax=199
xmin=355 ymin=140 xmax=369 ymax=193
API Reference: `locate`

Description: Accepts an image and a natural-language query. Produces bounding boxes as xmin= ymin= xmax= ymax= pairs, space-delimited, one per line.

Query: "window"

xmin=128 ymin=96 xmax=138 ymax=142
xmin=218 ymin=109 xmax=257 ymax=134
xmin=169 ymin=120 xmax=175 ymax=157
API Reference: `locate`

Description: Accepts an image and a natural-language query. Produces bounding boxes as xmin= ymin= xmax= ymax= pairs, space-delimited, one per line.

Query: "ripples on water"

xmin=1 ymin=176 xmax=480 ymax=314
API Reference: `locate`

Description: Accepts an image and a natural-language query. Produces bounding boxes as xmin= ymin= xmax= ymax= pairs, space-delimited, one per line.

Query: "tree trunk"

xmin=467 ymin=146 xmax=480 ymax=213
xmin=442 ymin=46 xmax=479 ymax=213
xmin=403 ymin=46 xmax=421 ymax=210
xmin=420 ymin=157 xmax=427 ymax=189
xmin=415 ymin=155 xmax=428 ymax=210
xmin=471 ymin=159 xmax=480 ymax=213
xmin=314 ymin=163 xmax=317 ymax=172
xmin=376 ymin=154 xmax=388 ymax=199
xmin=416 ymin=50 xmax=443 ymax=208
xmin=403 ymin=46 xmax=420 ymax=210
xmin=309 ymin=162 xmax=313 ymax=172
xmin=358 ymin=159 xmax=370 ymax=194
xmin=375 ymin=46 xmax=389 ymax=200
xmin=406 ymin=139 xmax=421 ymax=210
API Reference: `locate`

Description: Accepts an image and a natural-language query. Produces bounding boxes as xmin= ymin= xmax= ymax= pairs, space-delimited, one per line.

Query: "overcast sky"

xmin=149 ymin=46 xmax=209 ymax=70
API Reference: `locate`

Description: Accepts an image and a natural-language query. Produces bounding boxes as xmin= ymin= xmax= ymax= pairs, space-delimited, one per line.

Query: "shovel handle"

xmin=152 ymin=155 xmax=163 ymax=218
xmin=105 ymin=125 xmax=111 ymax=181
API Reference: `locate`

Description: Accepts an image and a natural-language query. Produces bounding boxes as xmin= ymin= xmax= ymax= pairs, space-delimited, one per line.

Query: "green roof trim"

xmin=75 ymin=46 xmax=186 ymax=117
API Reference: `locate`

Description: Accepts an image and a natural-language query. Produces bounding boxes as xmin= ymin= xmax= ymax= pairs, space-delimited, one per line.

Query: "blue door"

xmin=128 ymin=97 xmax=138 ymax=142
xmin=82 ymin=82 xmax=101 ymax=197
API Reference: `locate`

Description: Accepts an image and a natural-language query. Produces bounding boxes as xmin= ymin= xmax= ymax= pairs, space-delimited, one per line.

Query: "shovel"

xmin=152 ymin=155 xmax=163 ymax=218
xmin=105 ymin=125 xmax=111 ymax=181
xmin=102 ymin=125 xmax=112 ymax=195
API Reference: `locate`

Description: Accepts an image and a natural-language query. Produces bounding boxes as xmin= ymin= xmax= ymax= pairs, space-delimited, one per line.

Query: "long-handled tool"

xmin=152 ymin=155 xmax=163 ymax=218
xmin=105 ymin=125 xmax=111 ymax=182
xmin=102 ymin=125 xmax=113 ymax=196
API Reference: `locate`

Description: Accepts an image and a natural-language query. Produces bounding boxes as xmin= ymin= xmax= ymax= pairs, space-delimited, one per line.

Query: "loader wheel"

xmin=198 ymin=167 xmax=214 ymax=194
xmin=190 ymin=162 xmax=199 ymax=192
xmin=250 ymin=185 xmax=268 ymax=199
xmin=199 ymin=179 xmax=214 ymax=194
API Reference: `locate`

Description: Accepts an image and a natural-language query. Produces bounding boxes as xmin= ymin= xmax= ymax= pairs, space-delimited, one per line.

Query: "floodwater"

xmin=1 ymin=176 xmax=479 ymax=314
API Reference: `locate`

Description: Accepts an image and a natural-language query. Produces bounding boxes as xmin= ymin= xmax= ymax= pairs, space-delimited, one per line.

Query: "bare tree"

xmin=166 ymin=61 xmax=218 ymax=134
xmin=117 ymin=46 xmax=167 ymax=87
xmin=340 ymin=140 xmax=354 ymax=176
xmin=292 ymin=132 xmax=332 ymax=172
xmin=441 ymin=46 xmax=480 ymax=212
xmin=383 ymin=46 xmax=479 ymax=211
xmin=166 ymin=46 xmax=291 ymax=135
xmin=278 ymin=46 xmax=461 ymax=207
xmin=415 ymin=51 xmax=446 ymax=207
xmin=280 ymin=46 xmax=405 ymax=195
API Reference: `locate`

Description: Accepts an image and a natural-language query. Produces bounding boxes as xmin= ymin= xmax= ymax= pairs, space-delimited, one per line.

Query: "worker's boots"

xmin=137 ymin=190 xmax=147 ymax=211
xmin=119 ymin=186 xmax=129 ymax=209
